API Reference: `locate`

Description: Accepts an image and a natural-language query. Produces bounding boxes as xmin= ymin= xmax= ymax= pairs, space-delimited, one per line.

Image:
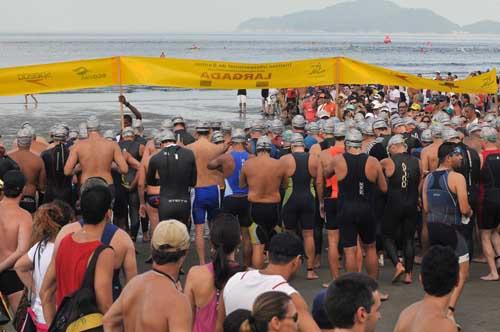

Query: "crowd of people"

xmin=0 ymin=84 xmax=499 ymax=331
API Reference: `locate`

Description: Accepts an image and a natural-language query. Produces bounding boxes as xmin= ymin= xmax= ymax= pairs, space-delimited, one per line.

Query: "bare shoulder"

xmin=56 ymin=222 xmax=81 ymax=242
xmin=112 ymin=228 xmax=135 ymax=249
xmin=186 ymin=265 xmax=209 ymax=282
xmin=18 ymin=208 xmax=33 ymax=223
xmin=367 ymin=155 xmax=380 ymax=165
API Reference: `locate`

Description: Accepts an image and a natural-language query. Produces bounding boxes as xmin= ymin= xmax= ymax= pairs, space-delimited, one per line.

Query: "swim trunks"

xmin=20 ymin=195 xmax=37 ymax=214
xmin=0 ymin=270 xmax=25 ymax=295
xmin=248 ymin=202 xmax=281 ymax=246
xmin=222 ymin=195 xmax=250 ymax=227
xmin=147 ymin=194 xmax=161 ymax=209
xmin=192 ymin=185 xmax=221 ymax=225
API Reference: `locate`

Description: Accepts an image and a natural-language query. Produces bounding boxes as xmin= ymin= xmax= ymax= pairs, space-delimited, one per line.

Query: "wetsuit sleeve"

xmin=188 ymin=152 xmax=197 ymax=188
xmin=146 ymin=156 xmax=158 ymax=186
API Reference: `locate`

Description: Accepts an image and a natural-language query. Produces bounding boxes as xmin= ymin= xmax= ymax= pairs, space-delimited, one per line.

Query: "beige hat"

xmin=152 ymin=220 xmax=190 ymax=252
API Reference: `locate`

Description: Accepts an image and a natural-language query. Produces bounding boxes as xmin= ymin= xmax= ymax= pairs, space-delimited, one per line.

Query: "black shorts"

xmin=337 ymin=202 xmax=376 ymax=247
xmin=282 ymin=194 xmax=315 ymax=231
xmin=20 ymin=195 xmax=37 ymax=214
xmin=222 ymin=195 xmax=250 ymax=228
xmin=249 ymin=202 xmax=281 ymax=245
xmin=159 ymin=198 xmax=191 ymax=228
xmin=324 ymin=198 xmax=338 ymax=230
xmin=0 ymin=270 xmax=24 ymax=296
xmin=146 ymin=194 xmax=160 ymax=209
xmin=478 ymin=193 xmax=500 ymax=230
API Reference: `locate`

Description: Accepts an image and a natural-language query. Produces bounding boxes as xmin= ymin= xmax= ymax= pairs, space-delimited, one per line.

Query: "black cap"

xmin=3 ymin=170 xmax=26 ymax=195
xmin=268 ymin=233 xmax=306 ymax=258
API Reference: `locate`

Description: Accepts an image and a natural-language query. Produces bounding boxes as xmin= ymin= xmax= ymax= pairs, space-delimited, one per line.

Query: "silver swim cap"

xmin=171 ymin=116 xmax=185 ymax=126
xmin=270 ymin=119 xmax=284 ymax=134
xmin=480 ymin=126 xmax=497 ymax=143
xmin=442 ymin=128 xmax=460 ymax=142
xmin=334 ymin=122 xmax=347 ymax=137
xmin=161 ymin=119 xmax=174 ymax=130
xmin=372 ymin=119 xmax=388 ymax=130
xmin=496 ymin=118 xmax=500 ymax=129
xmin=211 ymin=131 xmax=224 ymax=144
xmin=361 ymin=122 xmax=374 ymax=136
xmin=122 ymin=127 xmax=135 ymax=137
xmin=221 ymin=122 xmax=232 ymax=134
xmin=420 ymin=129 xmax=433 ymax=143
xmin=196 ymin=121 xmax=211 ymax=133
xmin=256 ymin=136 xmax=272 ymax=151
xmin=103 ymin=130 xmax=115 ymax=141
xmin=345 ymin=129 xmax=363 ymax=148
xmin=16 ymin=128 xmax=33 ymax=146
xmin=251 ymin=120 xmax=266 ymax=133
xmin=466 ymin=123 xmax=481 ymax=135
xmin=53 ymin=125 xmax=69 ymax=141
xmin=282 ymin=130 xmax=293 ymax=144
xmin=290 ymin=133 xmax=305 ymax=147
xmin=483 ymin=114 xmax=496 ymax=124
xmin=86 ymin=115 xmax=100 ymax=131
xmin=323 ymin=119 xmax=335 ymax=135
xmin=159 ymin=130 xmax=176 ymax=142
xmin=387 ymin=134 xmax=406 ymax=148
xmin=307 ymin=122 xmax=320 ymax=135
xmin=431 ymin=123 xmax=443 ymax=138
xmin=132 ymin=119 xmax=143 ymax=129
xmin=231 ymin=128 xmax=246 ymax=143
xmin=292 ymin=115 xmax=306 ymax=129
xmin=78 ymin=122 xmax=88 ymax=139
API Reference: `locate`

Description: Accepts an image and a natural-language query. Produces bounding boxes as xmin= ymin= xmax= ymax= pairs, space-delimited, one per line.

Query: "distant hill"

xmin=238 ymin=0 xmax=499 ymax=34
xmin=463 ymin=20 xmax=500 ymax=34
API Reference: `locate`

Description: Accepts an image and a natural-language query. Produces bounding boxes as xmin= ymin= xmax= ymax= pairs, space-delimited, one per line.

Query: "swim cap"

xmin=403 ymin=117 xmax=416 ymax=127
xmin=361 ymin=122 xmax=374 ymax=136
xmin=466 ymin=123 xmax=481 ymax=135
xmin=282 ymin=130 xmax=293 ymax=144
xmin=153 ymin=130 xmax=163 ymax=148
xmin=431 ymin=123 xmax=443 ymax=138
xmin=159 ymin=130 xmax=176 ymax=142
xmin=251 ymin=120 xmax=266 ymax=133
xmin=451 ymin=116 xmax=464 ymax=128
xmin=195 ymin=121 xmax=211 ymax=133
xmin=270 ymin=119 xmax=283 ymax=134
xmin=483 ymin=113 xmax=496 ymax=124
xmin=244 ymin=120 xmax=253 ymax=130
xmin=420 ymin=129 xmax=433 ymax=143
xmin=372 ymin=119 xmax=388 ymax=130
xmin=171 ymin=116 xmax=185 ymax=126
xmin=442 ymin=128 xmax=460 ymax=142
xmin=103 ymin=130 xmax=115 ymax=141
xmin=345 ymin=129 xmax=363 ymax=148
xmin=231 ymin=128 xmax=246 ymax=143
xmin=292 ymin=115 xmax=306 ymax=129
xmin=334 ymin=122 xmax=347 ymax=137
xmin=308 ymin=122 xmax=320 ymax=135
xmin=68 ymin=129 xmax=78 ymax=140
xmin=388 ymin=134 xmax=406 ymax=148
xmin=221 ymin=122 xmax=232 ymax=134
xmin=256 ymin=136 xmax=272 ymax=152
xmin=78 ymin=122 xmax=88 ymax=139
xmin=53 ymin=125 xmax=68 ymax=141
xmin=290 ymin=133 xmax=305 ymax=147
xmin=323 ymin=119 xmax=335 ymax=135
xmin=122 ymin=127 xmax=135 ymax=137
xmin=16 ymin=128 xmax=33 ymax=147
xmin=211 ymin=121 xmax=222 ymax=130
xmin=211 ymin=131 xmax=224 ymax=144
xmin=161 ymin=119 xmax=174 ymax=130
xmin=417 ymin=122 xmax=428 ymax=131
xmin=480 ymin=126 xmax=497 ymax=143
xmin=86 ymin=115 xmax=100 ymax=131
xmin=354 ymin=112 xmax=365 ymax=123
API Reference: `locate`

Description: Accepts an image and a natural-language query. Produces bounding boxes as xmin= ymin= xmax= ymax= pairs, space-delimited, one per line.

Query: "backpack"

xmin=48 ymin=245 xmax=109 ymax=332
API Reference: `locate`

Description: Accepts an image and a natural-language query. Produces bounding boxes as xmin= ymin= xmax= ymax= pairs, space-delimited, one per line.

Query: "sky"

xmin=1 ymin=0 xmax=499 ymax=34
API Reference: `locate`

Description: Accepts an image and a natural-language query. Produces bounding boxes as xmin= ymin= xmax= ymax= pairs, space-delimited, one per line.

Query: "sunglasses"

xmin=283 ymin=313 xmax=299 ymax=323
xmin=423 ymin=120 xmax=431 ymax=124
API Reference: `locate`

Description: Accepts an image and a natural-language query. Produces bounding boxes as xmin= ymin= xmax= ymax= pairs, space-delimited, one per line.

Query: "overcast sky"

xmin=1 ymin=0 xmax=499 ymax=33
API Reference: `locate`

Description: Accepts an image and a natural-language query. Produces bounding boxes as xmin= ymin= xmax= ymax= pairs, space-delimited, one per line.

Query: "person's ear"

xmin=269 ymin=316 xmax=281 ymax=330
xmin=356 ymin=306 xmax=368 ymax=323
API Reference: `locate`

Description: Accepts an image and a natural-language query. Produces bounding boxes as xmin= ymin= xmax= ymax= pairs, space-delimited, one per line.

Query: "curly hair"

xmin=31 ymin=203 xmax=65 ymax=246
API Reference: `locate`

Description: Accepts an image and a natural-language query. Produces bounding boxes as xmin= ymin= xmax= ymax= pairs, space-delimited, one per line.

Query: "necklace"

xmin=153 ymin=268 xmax=178 ymax=287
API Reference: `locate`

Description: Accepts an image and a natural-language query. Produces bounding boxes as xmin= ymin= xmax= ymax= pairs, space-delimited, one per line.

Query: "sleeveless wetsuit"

xmin=118 ymin=140 xmax=141 ymax=238
xmin=337 ymin=153 xmax=375 ymax=247
xmin=41 ymin=143 xmax=73 ymax=206
xmin=478 ymin=149 xmax=500 ymax=230
xmin=282 ymin=152 xmax=316 ymax=230
xmin=222 ymin=151 xmax=250 ymax=227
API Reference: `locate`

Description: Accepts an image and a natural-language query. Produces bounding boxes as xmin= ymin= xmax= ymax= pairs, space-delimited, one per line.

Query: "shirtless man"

xmin=281 ymin=133 xmax=319 ymax=279
xmin=8 ymin=127 xmax=46 ymax=213
xmin=64 ymin=115 xmax=128 ymax=195
xmin=103 ymin=220 xmax=192 ymax=332
xmin=240 ymin=136 xmax=288 ymax=268
xmin=395 ymin=245 xmax=459 ymax=332
xmin=420 ymin=123 xmax=443 ymax=175
xmin=187 ymin=121 xmax=226 ymax=264
xmin=320 ymin=129 xmax=387 ymax=281
xmin=207 ymin=128 xmax=252 ymax=267
xmin=0 ymin=170 xmax=32 ymax=313
xmin=10 ymin=123 xmax=48 ymax=155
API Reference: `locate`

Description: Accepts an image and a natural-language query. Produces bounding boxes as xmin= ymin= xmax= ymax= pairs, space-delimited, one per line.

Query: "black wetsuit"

xmin=174 ymin=129 xmax=195 ymax=146
xmin=478 ymin=149 xmax=500 ymax=230
xmin=41 ymin=143 xmax=73 ymax=206
xmin=337 ymin=153 xmax=376 ymax=247
xmin=118 ymin=140 xmax=142 ymax=238
xmin=382 ymin=153 xmax=420 ymax=273
xmin=0 ymin=154 xmax=19 ymax=181
xmin=282 ymin=152 xmax=316 ymax=230
xmin=146 ymin=145 xmax=197 ymax=228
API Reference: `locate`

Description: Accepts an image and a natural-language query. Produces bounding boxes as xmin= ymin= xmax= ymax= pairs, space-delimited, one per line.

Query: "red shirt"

xmin=55 ymin=234 xmax=101 ymax=306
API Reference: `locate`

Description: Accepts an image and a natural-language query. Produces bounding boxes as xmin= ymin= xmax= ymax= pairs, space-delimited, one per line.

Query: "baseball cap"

xmin=3 ymin=170 xmax=26 ymax=196
xmin=152 ymin=220 xmax=190 ymax=252
xmin=410 ymin=103 xmax=421 ymax=112
xmin=268 ymin=232 xmax=306 ymax=259
xmin=317 ymin=109 xmax=330 ymax=119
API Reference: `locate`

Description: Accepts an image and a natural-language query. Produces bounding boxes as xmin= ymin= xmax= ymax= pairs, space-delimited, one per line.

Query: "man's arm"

xmin=0 ymin=215 xmax=32 ymax=273
xmin=102 ymin=293 xmax=124 ymax=332
xmin=290 ymin=293 xmax=321 ymax=332
xmin=94 ymin=248 xmax=115 ymax=315
xmin=374 ymin=158 xmax=388 ymax=193
xmin=113 ymin=144 xmax=129 ymax=175
xmin=63 ymin=146 xmax=78 ymax=176
xmin=119 ymin=95 xmax=142 ymax=120
xmin=38 ymin=161 xmax=47 ymax=193
xmin=120 ymin=233 xmax=138 ymax=284
xmin=316 ymin=159 xmax=325 ymax=218
xmin=207 ymin=154 xmax=224 ymax=171
xmin=239 ymin=164 xmax=247 ymax=188
xmin=41 ymin=259 xmax=57 ymax=325
xmin=452 ymin=173 xmax=472 ymax=217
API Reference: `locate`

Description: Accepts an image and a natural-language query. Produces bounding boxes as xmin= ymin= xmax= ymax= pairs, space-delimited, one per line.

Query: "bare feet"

xmin=480 ymin=273 xmax=499 ymax=281
xmin=307 ymin=269 xmax=319 ymax=280
xmin=471 ymin=256 xmax=487 ymax=264
xmin=392 ymin=263 xmax=406 ymax=284
xmin=403 ymin=273 xmax=413 ymax=284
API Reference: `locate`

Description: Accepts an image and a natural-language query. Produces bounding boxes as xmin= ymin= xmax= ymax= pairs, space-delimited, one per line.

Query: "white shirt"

xmin=223 ymin=270 xmax=298 ymax=315
xmin=388 ymin=89 xmax=400 ymax=112
xmin=27 ymin=241 xmax=55 ymax=324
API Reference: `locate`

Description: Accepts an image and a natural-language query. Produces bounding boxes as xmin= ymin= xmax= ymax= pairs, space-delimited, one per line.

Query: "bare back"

xmin=8 ymin=150 xmax=45 ymax=196
xmin=241 ymin=155 xmax=285 ymax=203
xmin=395 ymin=302 xmax=457 ymax=332
xmin=121 ymin=272 xmax=192 ymax=332
xmin=421 ymin=141 xmax=442 ymax=174
xmin=0 ymin=201 xmax=32 ymax=267
xmin=65 ymin=135 xmax=127 ymax=185
xmin=188 ymin=138 xmax=224 ymax=187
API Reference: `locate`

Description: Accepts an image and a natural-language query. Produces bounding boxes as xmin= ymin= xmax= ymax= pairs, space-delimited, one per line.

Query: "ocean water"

xmin=1 ymin=32 xmax=500 ymax=146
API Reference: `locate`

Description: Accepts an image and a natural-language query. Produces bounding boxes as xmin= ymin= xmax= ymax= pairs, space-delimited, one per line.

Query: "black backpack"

xmin=49 ymin=245 xmax=109 ymax=332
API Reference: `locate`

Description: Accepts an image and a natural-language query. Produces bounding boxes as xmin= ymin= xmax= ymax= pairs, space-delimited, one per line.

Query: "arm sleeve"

xmin=189 ymin=155 xmax=197 ymax=188
xmin=146 ymin=157 xmax=158 ymax=186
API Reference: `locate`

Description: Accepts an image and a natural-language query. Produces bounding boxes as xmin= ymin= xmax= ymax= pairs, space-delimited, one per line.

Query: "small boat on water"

xmin=384 ymin=35 xmax=392 ymax=44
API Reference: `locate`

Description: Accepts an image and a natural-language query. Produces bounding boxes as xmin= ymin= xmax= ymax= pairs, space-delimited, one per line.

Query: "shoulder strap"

xmin=81 ymin=245 xmax=110 ymax=290
xmin=101 ymin=223 xmax=119 ymax=246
